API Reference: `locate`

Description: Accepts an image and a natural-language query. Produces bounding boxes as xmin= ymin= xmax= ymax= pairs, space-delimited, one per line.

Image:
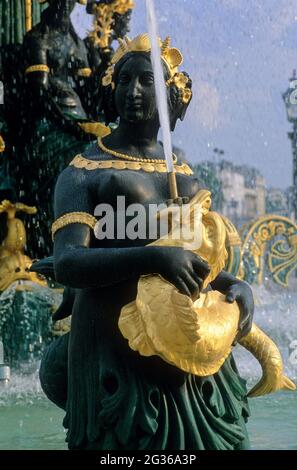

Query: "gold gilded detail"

xmin=89 ymin=1 xmax=134 ymax=50
xmin=25 ymin=64 xmax=50 ymax=74
xmin=119 ymin=190 xmax=296 ymax=397
xmin=240 ymin=323 xmax=296 ymax=397
xmin=52 ymin=212 xmax=97 ymax=239
xmin=52 ymin=316 xmax=71 ymax=336
xmin=102 ymin=34 xmax=192 ymax=105
xmin=240 ymin=215 xmax=297 ymax=287
xmin=0 ymin=200 xmax=46 ymax=291
xmin=77 ymin=68 xmax=92 ymax=77
xmin=98 ymin=137 xmax=178 ymax=164
xmin=0 ymin=135 xmax=5 ymax=153
xmin=25 ymin=0 xmax=32 ymax=32
xmin=89 ymin=4 xmax=114 ymax=49
xmin=69 ymin=154 xmax=193 ymax=176
xmin=79 ymin=122 xmax=111 ymax=138
xmin=288 ymin=233 xmax=297 ymax=246
xmin=113 ymin=0 xmax=134 ymax=14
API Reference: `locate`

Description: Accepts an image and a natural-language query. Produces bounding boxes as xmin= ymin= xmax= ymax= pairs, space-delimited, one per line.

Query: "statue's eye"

xmin=118 ymin=73 xmax=130 ymax=84
xmin=140 ymin=73 xmax=154 ymax=85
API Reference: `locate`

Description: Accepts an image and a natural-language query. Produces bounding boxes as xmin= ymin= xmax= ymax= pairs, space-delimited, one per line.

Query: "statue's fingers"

xmin=226 ymin=292 xmax=235 ymax=303
xmin=225 ymin=284 xmax=240 ymax=303
xmin=181 ymin=271 xmax=201 ymax=297
xmin=175 ymin=276 xmax=192 ymax=297
xmin=192 ymin=257 xmax=210 ymax=279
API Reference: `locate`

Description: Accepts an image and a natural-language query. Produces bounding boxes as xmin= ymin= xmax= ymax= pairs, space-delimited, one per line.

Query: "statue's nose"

xmin=127 ymin=78 xmax=141 ymax=99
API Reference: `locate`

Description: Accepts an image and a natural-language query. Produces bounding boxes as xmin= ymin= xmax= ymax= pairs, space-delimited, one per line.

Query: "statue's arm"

xmin=24 ymin=33 xmax=49 ymax=93
xmin=53 ymin=167 xmax=164 ymax=289
xmin=53 ymin=167 xmax=210 ymax=293
xmin=24 ymin=34 xmax=91 ymax=139
xmin=210 ymin=271 xmax=254 ymax=339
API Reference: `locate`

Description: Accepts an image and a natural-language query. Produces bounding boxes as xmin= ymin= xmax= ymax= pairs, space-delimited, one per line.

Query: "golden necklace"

xmin=98 ymin=137 xmax=178 ymax=164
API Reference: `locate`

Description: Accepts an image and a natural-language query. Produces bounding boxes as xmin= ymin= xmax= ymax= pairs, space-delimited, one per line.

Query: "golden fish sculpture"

xmin=119 ymin=190 xmax=296 ymax=397
xmin=0 ymin=200 xmax=46 ymax=291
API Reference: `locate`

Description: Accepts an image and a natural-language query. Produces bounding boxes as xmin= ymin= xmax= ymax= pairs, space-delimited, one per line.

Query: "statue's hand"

xmin=225 ymin=279 xmax=254 ymax=342
xmin=154 ymin=247 xmax=210 ymax=298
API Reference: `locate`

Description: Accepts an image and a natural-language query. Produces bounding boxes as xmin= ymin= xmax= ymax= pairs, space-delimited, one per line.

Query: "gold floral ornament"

xmin=101 ymin=65 xmax=115 ymax=89
xmin=89 ymin=0 xmax=135 ymax=49
xmin=166 ymin=72 xmax=192 ymax=104
xmin=119 ymin=189 xmax=296 ymax=397
xmin=101 ymin=34 xmax=193 ymax=105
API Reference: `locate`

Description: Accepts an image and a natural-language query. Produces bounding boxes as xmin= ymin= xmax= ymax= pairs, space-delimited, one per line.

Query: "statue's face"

xmin=115 ymin=55 xmax=158 ymax=123
xmin=112 ymin=10 xmax=132 ymax=39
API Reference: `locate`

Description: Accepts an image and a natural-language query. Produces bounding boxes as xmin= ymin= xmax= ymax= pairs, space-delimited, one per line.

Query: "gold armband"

xmin=25 ymin=64 xmax=50 ymax=74
xmin=77 ymin=68 xmax=92 ymax=78
xmin=0 ymin=135 xmax=5 ymax=153
xmin=52 ymin=212 xmax=97 ymax=239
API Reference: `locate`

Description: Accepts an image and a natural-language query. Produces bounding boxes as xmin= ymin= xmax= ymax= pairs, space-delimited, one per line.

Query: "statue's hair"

xmin=102 ymin=51 xmax=192 ymax=129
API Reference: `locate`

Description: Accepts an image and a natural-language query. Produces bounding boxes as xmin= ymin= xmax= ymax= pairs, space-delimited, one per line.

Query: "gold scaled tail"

xmin=240 ymin=324 xmax=296 ymax=397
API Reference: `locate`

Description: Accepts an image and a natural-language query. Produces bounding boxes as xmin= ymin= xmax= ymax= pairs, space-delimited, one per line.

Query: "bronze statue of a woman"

xmin=38 ymin=34 xmax=256 ymax=450
xmin=19 ymin=0 xmax=97 ymax=258
xmin=23 ymin=0 xmax=93 ymax=127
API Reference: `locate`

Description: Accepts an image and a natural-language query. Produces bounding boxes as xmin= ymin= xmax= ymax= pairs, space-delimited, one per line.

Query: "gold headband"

xmin=102 ymin=34 xmax=192 ymax=105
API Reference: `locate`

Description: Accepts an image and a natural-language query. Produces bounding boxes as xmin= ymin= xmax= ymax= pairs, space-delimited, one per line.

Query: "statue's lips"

xmin=125 ymin=100 xmax=143 ymax=111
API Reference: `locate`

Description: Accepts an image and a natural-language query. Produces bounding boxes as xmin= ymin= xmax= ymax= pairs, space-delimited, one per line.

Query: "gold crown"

xmin=102 ymin=34 xmax=192 ymax=104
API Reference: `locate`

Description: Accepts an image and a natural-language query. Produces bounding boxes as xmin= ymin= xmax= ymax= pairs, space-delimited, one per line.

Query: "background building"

xmin=192 ymin=159 xmax=266 ymax=226
xmin=266 ymin=187 xmax=290 ymax=218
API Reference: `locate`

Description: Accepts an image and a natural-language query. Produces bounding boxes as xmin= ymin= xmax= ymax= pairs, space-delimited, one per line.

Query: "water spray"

xmin=146 ymin=0 xmax=183 ymax=204
xmin=0 ymin=337 xmax=10 ymax=387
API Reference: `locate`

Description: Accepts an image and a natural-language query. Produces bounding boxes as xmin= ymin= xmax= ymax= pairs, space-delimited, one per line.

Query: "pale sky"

xmin=72 ymin=0 xmax=297 ymax=189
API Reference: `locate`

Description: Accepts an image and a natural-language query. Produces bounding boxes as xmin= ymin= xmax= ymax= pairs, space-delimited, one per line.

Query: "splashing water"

xmin=0 ymin=339 xmax=4 ymax=364
xmin=0 ymin=284 xmax=295 ymax=396
xmin=0 ymin=285 xmax=296 ymax=449
xmin=146 ymin=0 xmax=174 ymax=173
xmin=234 ymin=284 xmax=297 ymax=386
